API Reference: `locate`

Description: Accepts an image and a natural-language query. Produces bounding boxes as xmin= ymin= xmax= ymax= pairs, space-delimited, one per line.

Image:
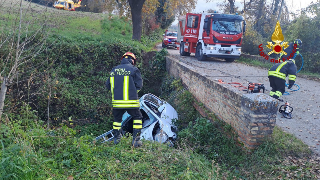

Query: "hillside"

xmin=0 ymin=0 xmax=320 ymax=179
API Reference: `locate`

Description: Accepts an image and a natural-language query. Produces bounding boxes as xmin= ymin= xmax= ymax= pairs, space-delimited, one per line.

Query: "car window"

xmin=187 ymin=15 xmax=199 ymax=28
xmin=166 ymin=32 xmax=177 ymax=37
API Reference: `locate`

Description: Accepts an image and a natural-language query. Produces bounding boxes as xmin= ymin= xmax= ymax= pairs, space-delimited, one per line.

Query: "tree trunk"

xmin=277 ymin=0 xmax=284 ymax=21
xmin=0 ymin=77 xmax=8 ymax=121
xmin=272 ymin=0 xmax=280 ymax=15
xmin=228 ymin=0 xmax=235 ymax=14
xmin=255 ymin=0 xmax=265 ymax=33
xmin=128 ymin=0 xmax=146 ymax=41
xmin=243 ymin=0 xmax=246 ymax=11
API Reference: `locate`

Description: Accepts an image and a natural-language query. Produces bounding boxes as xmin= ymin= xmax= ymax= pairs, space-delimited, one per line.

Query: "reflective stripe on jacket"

xmin=268 ymin=60 xmax=297 ymax=82
xmin=106 ymin=58 xmax=143 ymax=109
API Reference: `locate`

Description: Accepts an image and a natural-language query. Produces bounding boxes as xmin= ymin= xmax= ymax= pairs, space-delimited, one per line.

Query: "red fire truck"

xmin=177 ymin=13 xmax=246 ymax=62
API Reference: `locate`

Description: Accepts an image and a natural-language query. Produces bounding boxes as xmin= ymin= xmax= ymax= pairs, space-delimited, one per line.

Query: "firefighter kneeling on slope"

xmin=106 ymin=52 xmax=143 ymax=147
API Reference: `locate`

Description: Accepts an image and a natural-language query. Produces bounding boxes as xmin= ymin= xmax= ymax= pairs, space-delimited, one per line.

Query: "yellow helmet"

xmin=122 ymin=52 xmax=136 ymax=65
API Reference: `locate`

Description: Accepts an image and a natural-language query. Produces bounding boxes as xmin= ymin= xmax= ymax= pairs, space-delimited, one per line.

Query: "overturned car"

xmin=96 ymin=94 xmax=178 ymax=146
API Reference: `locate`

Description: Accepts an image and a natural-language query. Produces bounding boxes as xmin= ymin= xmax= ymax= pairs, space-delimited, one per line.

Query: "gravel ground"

xmin=160 ymin=44 xmax=320 ymax=156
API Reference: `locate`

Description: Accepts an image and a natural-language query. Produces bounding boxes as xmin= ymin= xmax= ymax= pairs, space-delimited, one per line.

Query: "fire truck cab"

xmin=178 ymin=13 xmax=246 ymax=62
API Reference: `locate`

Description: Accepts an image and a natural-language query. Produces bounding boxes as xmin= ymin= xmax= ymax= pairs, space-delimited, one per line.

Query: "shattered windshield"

xmin=212 ymin=19 xmax=242 ymax=35
xmin=143 ymin=94 xmax=163 ymax=108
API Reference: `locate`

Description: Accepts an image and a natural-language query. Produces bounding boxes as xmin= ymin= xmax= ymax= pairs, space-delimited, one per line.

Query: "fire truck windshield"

xmin=212 ymin=19 xmax=242 ymax=35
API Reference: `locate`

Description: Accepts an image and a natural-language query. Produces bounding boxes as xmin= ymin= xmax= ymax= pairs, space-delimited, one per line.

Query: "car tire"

xmin=196 ymin=43 xmax=207 ymax=61
xmin=225 ymin=58 xmax=235 ymax=62
xmin=180 ymin=42 xmax=190 ymax=56
xmin=162 ymin=42 xmax=166 ymax=48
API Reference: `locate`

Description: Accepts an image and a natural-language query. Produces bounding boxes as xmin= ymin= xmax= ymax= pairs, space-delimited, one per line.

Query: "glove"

xmin=288 ymin=84 xmax=293 ymax=89
xmin=296 ymin=51 xmax=299 ymax=55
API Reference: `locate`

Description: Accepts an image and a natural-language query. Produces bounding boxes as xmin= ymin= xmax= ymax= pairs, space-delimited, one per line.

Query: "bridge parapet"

xmin=166 ymin=56 xmax=279 ymax=150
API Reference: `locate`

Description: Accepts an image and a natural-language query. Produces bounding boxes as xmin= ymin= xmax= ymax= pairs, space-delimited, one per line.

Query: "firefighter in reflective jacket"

xmin=106 ymin=52 xmax=143 ymax=147
xmin=268 ymin=59 xmax=297 ymax=100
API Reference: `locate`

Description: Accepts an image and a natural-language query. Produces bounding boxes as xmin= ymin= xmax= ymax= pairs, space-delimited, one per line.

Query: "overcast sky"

xmin=194 ymin=0 xmax=316 ymax=14
xmin=172 ymin=0 xmax=316 ymax=26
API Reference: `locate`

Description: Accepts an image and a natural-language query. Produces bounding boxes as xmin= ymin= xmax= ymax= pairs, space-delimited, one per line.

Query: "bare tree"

xmin=0 ymin=0 xmax=50 ymax=120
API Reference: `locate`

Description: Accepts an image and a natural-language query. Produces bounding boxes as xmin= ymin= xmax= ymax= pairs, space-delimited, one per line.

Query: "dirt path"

xmin=160 ymin=44 xmax=320 ymax=156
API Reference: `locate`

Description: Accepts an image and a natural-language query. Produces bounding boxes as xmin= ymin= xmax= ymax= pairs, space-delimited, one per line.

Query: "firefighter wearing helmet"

xmin=279 ymin=39 xmax=302 ymax=61
xmin=106 ymin=52 xmax=143 ymax=147
xmin=268 ymin=39 xmax=301 ymax=100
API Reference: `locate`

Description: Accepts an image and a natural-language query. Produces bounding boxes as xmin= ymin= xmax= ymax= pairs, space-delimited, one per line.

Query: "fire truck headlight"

xmin=236 ymin=48 xmax=241 ymax=52
xmin=207 ymin=47 xmax=216 ymax=50
xmin=164 ymin=38 xmax=168 ymax=41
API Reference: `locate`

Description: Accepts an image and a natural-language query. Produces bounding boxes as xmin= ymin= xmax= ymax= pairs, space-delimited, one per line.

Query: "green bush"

xmin=1 ymin=114 xmax=222 ymax=179
xmin=284 ymin=13 xmax=320 ymax=74
xmin=242 ymin=23 xmax=266 ymax=55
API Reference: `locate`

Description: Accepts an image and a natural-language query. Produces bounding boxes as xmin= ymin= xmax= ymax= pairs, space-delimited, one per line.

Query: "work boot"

xmin=113 ymin=129 xmax=122 ymax=145
xmin=132 ymin=129 xmax=142 ymax=148
xmin=277 ymin=98 xmax=284 ymax=102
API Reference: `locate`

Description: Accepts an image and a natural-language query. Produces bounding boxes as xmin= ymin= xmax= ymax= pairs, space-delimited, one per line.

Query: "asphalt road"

xmin=160 ymin=44 xmax=320 ymax=156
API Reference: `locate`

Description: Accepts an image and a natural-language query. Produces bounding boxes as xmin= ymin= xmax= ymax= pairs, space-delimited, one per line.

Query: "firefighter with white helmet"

xmin=106 ymin=52 xmax=143 ymax=147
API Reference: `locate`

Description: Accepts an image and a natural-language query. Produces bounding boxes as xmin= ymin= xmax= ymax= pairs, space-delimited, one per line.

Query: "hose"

xmin=283 ymin=83 xmax=300 ymax=95
xmin=283 ymin=53 xmax=303 ymax=95
xmin=293 ymin=53 xmax=304 ymax=73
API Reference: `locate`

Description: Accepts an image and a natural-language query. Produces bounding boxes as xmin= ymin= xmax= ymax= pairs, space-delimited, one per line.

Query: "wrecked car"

xmin=96 ymin=93 xmax=178 ymax=146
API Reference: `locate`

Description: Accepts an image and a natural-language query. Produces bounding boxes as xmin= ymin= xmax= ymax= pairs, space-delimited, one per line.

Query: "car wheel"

xmin=225 ymin=58 xmax=235 ymax=62
xmin=162 ymin=42 xmax=166 ymax=48
xmin=196 ymin=43 xmax=207 ymax=61
xmin=180 ymin=42 xmax=190 ymax=56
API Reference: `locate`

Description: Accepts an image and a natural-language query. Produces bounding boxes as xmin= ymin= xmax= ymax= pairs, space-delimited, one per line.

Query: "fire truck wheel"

xmin=162 ymin=42 xmax=166 ymax=48
xmin=180 ymin=42 xmax=190 ymax=56
xmin=225 ymin=58 xmax=235 ymax=62
xmin=196 ymin=44 xmax=207 ymax=61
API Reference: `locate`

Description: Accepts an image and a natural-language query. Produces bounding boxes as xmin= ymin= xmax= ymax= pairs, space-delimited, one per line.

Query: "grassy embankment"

xmin=1 ymin=0 xmax=320 ymax=179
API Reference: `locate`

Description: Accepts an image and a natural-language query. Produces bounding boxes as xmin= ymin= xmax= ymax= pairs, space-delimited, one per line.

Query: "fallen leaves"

xmin=279 ymin=155 xmax=320 ymax=179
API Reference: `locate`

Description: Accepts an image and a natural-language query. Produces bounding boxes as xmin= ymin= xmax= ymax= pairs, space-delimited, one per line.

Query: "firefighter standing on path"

xmin=106 ymin=52 xmax=143 ymax=147
xmin=268 ymin=59 xmax=297 ymax=100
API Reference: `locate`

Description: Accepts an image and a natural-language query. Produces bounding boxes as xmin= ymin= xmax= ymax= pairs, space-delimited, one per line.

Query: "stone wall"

xmin=166 ymin=56 xmax=279 ymax=150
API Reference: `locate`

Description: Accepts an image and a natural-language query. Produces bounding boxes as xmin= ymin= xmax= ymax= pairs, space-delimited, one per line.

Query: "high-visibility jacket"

xmin=106 ymin=58 xmax=143 ymax=109
xmin=268 ymin=59 xmax=297 ymax=85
